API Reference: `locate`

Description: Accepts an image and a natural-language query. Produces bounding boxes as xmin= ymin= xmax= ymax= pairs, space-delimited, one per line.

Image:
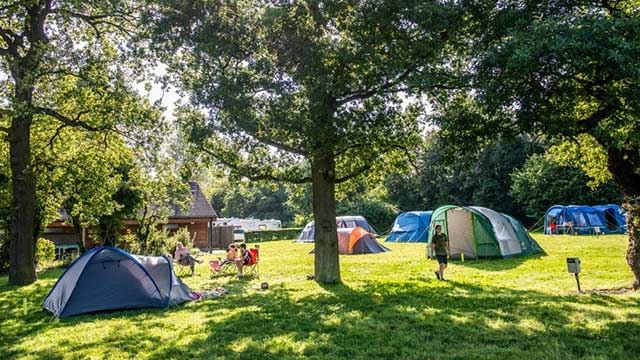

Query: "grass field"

xmin=1 ymin=235 xmax=640 ymax=359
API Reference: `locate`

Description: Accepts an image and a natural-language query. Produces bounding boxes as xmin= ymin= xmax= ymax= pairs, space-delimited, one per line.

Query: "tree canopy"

xmin=434 ymin=0 xmax=640 ymax=288
xmin=0 ymin=0 xmax=163 ymax=284
xmin=146 ymin=0 xmax=464 ymax=283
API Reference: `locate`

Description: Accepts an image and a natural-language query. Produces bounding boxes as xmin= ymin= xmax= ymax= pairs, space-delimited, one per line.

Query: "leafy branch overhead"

xmin=149 ymin=0 xmax=462 ymax=183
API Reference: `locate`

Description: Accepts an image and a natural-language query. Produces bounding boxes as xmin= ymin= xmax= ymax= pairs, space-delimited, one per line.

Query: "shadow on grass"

xmin=2 ymin=270 xmax=640 ymax=359
xmin=453 ymin=253 xmax=546 ymax=272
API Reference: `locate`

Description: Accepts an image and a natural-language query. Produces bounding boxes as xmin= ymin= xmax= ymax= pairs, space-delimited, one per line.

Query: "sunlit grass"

xmin=1 ymin=234 xmax=639 ymax=359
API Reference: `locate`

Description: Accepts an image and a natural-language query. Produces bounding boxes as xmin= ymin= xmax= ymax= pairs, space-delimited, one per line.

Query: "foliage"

xmin=34 ymin=238 xmax=55 ymax=267
xmin=133 ymin=171 xmax=191 ymax=253
xmin=386 ymin=135 xmax=541 ymax=222
xmin=511 ymin=154 xmax=623 ymax=221
xmin=0 ymin=0 xmax=165 ymax=284
xmin=210 ymin=179 xmax=296 ymax=225
xmin=1 ymin=236 xmax=639 ymax=358
xmin=145 ymin=0 xmax=465 ymax=282
xmin=245 ymin=228 xmax=304 ymax=243
xmin=433 ymin=0 xmax=640 ymax=287
xmin=172 ymin=227 xmax=194 ymax=249
xmin=546 ymin=134 xmax=612 ymax=188
xmin=337 ymin=198 xmax=397 ymax=234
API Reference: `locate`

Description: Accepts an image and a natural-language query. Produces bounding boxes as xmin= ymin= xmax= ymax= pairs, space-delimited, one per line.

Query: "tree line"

xmin=205 ymin=134 xmax=622 ymax=232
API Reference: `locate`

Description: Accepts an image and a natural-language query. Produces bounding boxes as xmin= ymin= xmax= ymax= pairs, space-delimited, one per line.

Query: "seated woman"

xmin=234 ymin=243 xmax=252 ymax=278
xmin=174 ymin=242 xmax=201 ymax=275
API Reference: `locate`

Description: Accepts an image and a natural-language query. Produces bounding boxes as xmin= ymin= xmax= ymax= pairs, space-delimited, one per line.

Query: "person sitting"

xmin=174 ymin=242 xmax=201 ymax=275
xmin=221 ymin=244 xmax=238 ymax=266
xmin=549 ymin=219 xmax=557 ymax=234
xmin=234 ymin=243 xmax=252 ymax=278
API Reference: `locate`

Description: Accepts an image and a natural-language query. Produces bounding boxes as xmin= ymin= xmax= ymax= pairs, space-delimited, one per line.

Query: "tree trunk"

xmin=311 ymin=155 xmax=341 ymax=284
xmin=624 ymin=196 xmax=640 ymax=290
xmin=8 ymin=112 xmax=37 ymax=285
xmin=607 ymin=147 xmax=640 ymax=289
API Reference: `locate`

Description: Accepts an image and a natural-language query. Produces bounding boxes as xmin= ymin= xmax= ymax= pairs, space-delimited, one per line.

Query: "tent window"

xmin=604 ymin=210 xmax=617 ymax=230
xmin=586 ymin=213 xmax=603 ymax=227
xmin=574 ymin=212 xmax=587 ymax=227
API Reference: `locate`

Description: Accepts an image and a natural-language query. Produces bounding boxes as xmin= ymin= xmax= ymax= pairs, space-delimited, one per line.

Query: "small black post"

xmin=574 ymin=273 xmax=582 ymax=293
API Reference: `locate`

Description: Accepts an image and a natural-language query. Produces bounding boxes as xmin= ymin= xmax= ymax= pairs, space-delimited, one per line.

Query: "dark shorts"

xmin=436 ymin=255 xmax=448 ymax=265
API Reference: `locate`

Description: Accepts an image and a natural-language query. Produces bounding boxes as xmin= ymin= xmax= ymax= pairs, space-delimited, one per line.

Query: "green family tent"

xmin=428 ymin=205 xmax=542 ymax=259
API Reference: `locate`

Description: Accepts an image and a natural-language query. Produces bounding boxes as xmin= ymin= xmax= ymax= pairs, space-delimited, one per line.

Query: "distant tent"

xmin=593 ymin=204 xmax=627 ymax=233
xmin=544 ymin=205 xmax=626 ymax=235
xmin=386 ymin=211 xmax=432 ymax=243
xmin=310 ymin=227 xmax=390 ymax=255
xmin=43 ymin=247 xmax=193 ymax=318
xmin=297 ymin=216 xmax=377 ymax=242
xmin=428 ymin=205 xmax=542 ymax=259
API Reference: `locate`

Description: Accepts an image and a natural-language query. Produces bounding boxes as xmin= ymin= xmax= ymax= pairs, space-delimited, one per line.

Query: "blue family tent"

xmin=43 ymin=247 xmax=193 ymax=318
xmin=386 ymin=211 xmax=432 ymax=242
xmin=593 ymin=204 xmax=627 ymax=233
xmin=544 ymin=204 xmax=626 ymax=235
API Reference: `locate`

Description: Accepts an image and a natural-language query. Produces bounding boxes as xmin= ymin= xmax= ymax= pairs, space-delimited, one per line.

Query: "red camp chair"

xmin=244 ymin=246 xmax=260 ymax=278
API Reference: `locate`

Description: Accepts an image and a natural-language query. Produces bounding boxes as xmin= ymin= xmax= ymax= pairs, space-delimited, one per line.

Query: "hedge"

xmin=245 ymin=228 xmax=303 ymax=243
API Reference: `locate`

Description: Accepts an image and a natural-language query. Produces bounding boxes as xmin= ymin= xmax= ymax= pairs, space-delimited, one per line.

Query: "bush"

xmin=245 ymin=228 xmax=303 ymax=242
xmin=125 ymin=227 xmax=194 ymax=257
xmin=172 ymin=227 xmax=193 ymax=248
xmin=35 ymin=238 xmax=55 ymax=266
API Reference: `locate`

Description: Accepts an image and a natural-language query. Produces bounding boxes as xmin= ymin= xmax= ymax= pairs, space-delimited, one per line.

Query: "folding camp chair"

xmin=243 ymin=246 xmax=260 ymax=278
xmin=209 ymin=258 xmax=238 ymax=277
xmin=174 ymin=254 xmax=201 ymax=276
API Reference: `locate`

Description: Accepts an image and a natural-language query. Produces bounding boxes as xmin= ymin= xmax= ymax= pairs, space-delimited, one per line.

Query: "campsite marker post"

xmin=566 ymin=257 xmax=582 ymax=294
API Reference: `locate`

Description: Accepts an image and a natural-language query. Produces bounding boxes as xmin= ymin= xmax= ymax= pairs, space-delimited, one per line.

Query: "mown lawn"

xmin=1 ymin=234 xmax=640 ymax=359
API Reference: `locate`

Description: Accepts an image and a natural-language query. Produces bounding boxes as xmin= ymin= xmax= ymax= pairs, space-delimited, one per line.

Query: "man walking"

xmin=431 ymin=225 xmax=450 ymax=280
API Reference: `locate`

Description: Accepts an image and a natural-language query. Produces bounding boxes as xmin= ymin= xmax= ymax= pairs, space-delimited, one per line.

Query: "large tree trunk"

xmin=625 ymin=196 xmax=640 ymax=290
xmin=8 ymin=111 xmax=37 ymax=285
xmin=311 ymin=155 xmax=341 ymax=284
xmin=607 ymin=148 xmax=640 ymax=289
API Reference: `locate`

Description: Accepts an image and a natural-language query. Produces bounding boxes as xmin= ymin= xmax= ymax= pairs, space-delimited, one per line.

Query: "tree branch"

xmin=335 ymin=164 xmax=372 ymax=184
xmin=336 ymin=67 xmax=415 ymax=106
xmin=34 ymin=107 xmax=110 ymax=132
xmin=252 ymin=135 xmax=307 ymax=156
xmin=51 ymin=8 xmax=137 ymax=39
xmin=580 ymin=103 xmax=619 ymax=132
xmin=47 ymin=123 xmax=69 ymax=148
xmin=199 ymin=145 xmax=312 ymax=184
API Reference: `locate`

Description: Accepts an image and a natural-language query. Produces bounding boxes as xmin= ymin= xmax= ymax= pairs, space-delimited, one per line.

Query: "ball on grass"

xmin=260 ymin=282 xmax=269 ymax=290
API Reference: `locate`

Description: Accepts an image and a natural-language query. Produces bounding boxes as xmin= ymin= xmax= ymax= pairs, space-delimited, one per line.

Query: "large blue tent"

xmin=386 ymin=211 xmax=432 ymax=242
xmin=544 ymin=205 xmax=626 ymax=235
xmin=43 ymin=247 xmax=193 ymax=318
xmin=593 ymin=204 xmax=627 ymax=233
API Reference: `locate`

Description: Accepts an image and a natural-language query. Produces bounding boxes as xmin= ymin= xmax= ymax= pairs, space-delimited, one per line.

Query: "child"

xmin=235 ymin=243 xmax=252 ymax=278
xmin=223 ymin=244 xmax=238 ymax=265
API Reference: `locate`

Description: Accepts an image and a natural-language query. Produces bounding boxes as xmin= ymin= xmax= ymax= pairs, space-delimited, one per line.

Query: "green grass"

xmin=2 ymin=235 xmax=640 ymax=359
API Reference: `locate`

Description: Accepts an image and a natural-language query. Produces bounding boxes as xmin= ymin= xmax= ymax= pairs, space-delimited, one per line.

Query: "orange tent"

xmin=337 ymin=227 xmax=390 ymax=255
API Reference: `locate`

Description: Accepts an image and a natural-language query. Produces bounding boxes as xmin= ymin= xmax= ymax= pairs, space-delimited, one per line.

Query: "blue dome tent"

xmin=43 ymin=247 xmax=193 ymax=318
xmin=386 ymin=211 xmax=432 ymax=242
xmin=544 ymin=205 xmax=626 ymax=235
